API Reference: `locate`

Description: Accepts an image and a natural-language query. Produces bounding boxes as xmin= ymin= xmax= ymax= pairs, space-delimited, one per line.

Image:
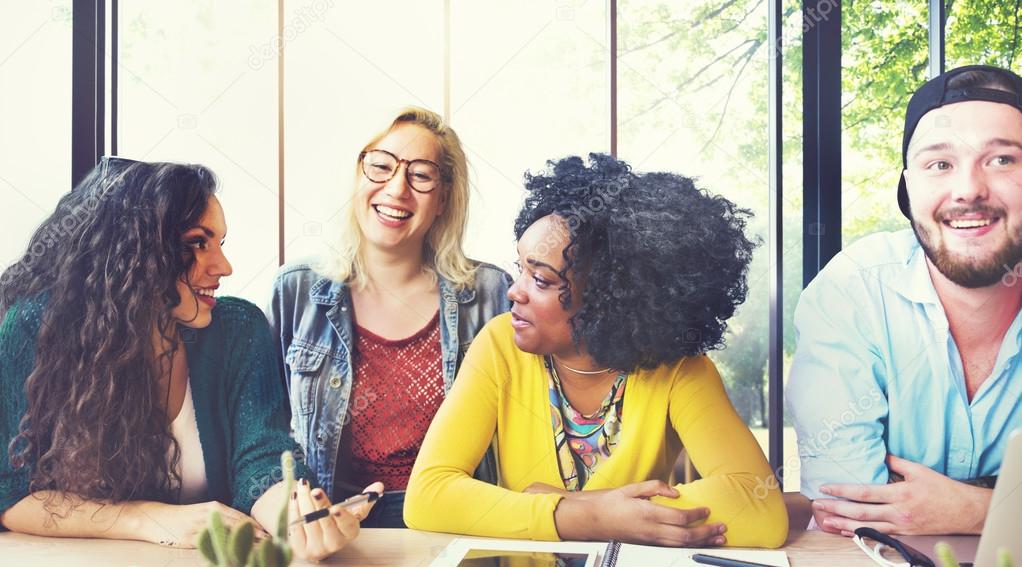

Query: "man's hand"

xmin=812 ymin=455 xmax=992 ymax=536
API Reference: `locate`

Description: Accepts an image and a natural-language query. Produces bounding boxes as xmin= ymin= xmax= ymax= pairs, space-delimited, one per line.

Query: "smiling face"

xmin=354 ymin=122 xmax=446 ymax=256
xmin=905 ymin=100 xmax=1022 ymax=288
xmin=171 ymin=195 xmax=233 ymax=328
xmin=507 ymin=215 xmax=583 ymax=357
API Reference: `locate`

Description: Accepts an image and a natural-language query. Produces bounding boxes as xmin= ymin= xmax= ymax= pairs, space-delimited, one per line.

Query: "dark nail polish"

xmin=291 ymin=491 xmax=297 ymax=500
xmin=314 ymin=490 xmax=324 ymax=500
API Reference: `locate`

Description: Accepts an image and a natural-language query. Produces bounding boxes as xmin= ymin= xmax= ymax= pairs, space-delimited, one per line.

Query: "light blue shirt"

xmin=787 ymin=229 xmax=1022 ymax=499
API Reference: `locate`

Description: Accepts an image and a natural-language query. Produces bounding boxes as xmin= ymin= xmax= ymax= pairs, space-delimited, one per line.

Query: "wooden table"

xmin=0 ymin=528 xmax=879 ymax=566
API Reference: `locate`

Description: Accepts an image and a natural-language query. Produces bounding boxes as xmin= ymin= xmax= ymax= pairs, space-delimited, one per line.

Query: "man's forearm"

xmin=958 ymin=484 xmax=993 ymax=534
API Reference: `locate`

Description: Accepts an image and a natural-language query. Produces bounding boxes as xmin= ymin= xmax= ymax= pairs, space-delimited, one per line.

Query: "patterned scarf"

xmin=545 ymin=357 xmax=626 ymax=491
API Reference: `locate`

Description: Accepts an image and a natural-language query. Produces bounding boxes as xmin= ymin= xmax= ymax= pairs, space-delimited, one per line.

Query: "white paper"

xmin=616 ymin=543 xmax=790 ymax=567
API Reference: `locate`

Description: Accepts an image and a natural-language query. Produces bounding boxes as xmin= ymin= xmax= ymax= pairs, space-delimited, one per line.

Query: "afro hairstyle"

xmin=513 ymin=153 xmax=757 ymax=372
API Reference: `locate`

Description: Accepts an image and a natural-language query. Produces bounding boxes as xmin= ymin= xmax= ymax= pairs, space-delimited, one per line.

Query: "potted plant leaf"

xmin=196 ymin=451 xmax=296 ymax=567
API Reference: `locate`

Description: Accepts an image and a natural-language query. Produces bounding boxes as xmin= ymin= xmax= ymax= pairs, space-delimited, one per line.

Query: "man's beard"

xmin=912 ymin=207 xmax=1022 ymax=288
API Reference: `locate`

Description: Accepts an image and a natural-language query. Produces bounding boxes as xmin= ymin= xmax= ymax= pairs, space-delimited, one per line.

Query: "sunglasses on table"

xmin=854 ymin=528 xmax=941 ymax=567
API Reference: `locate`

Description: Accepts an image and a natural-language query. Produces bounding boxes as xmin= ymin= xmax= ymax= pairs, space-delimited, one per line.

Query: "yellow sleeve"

xmin=404 ymin=318 xmax=563 ymax=540
xmin=650 ymin=355 xmax=788 ymax=548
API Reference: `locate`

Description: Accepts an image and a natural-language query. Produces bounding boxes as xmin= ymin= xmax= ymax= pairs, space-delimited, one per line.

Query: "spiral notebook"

xmin=431 ymin=538 xmax=788 ymax=567
xmin=598 ymin=541 xmax=788 ymax=567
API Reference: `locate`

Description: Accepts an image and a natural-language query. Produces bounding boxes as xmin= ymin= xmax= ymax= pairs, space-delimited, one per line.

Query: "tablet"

xmin=433 ymin=539 xmax=603 ymax=567
xmin=456 ymin=549 xmax=595 ymax=567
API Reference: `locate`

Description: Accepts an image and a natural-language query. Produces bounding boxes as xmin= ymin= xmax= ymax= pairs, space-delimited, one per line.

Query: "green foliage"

xmin=935 ymin=541 xmax=960 ymax=567
xmin=935 ymin=541 xmax=1014 ymax=567
xmin=277 ymin=451 xmax=296 ymax=541
xmin=947 ymin=0 xmax=1022 ymax=72
xmin=198 ymin=528 xmax=217 ymax=564
xmin=196 ymin=451 xmax=296 ymax=567
xmin=208 ymin=508 xmax=230 ymax=565
xmin=227 ymin=522 xmax=254 ymax=567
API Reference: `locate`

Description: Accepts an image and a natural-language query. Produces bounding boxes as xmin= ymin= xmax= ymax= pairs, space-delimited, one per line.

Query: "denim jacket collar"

xmin=440 ymin=276 xmax=477 ymax=304
xmin=309 ymin=277 xmax=345 ymax=306
xmin=307 ymin=273 xmax=477 ymax=305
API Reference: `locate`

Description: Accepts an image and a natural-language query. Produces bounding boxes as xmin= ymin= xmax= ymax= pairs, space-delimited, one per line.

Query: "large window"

xmin=282 ymin=1 xmax=608 ymax=275
xmin=840 ymin=0 xmax=926 ymax=246
xmin=452 ymin=1 xmax=609 ymax=271
xmin=0 ymin=1 xmax=72 ymax=269
xmin=118 ymin=2 xmax=279 ymax=303
xmin=946 ymin=1 xmax=1022 ymax=73
xmin=283 ymin=1 xmax=444 ymax=266
xmin=617 ymin=0 xmax=776 ymax=471
xmin=14 ymin=0 xmax=1022 ymax=494
xmin=841 ymin=0 xmax=1022 ymax=248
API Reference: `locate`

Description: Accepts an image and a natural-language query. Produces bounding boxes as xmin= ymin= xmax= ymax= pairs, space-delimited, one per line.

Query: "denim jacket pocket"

xmin=285 ymin=343 xmax=327 ymax=416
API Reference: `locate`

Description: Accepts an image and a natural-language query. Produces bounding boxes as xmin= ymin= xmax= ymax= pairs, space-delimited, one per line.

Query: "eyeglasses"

xmin=359 ymin=149 xmax=442 ymax=193
xmin=853 ymin=527 xmax=936 ymax=567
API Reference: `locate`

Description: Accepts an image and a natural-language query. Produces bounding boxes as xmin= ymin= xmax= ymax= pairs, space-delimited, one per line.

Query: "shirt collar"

xmin=891 ymin=240 xmax=1022 ymax=365
xmin=891 ymin=241 xmax=941 ymax=306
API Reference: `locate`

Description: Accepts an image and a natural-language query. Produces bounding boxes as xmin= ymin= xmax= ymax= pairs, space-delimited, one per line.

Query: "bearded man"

xmin=788 ymin=65 xmax=1022 ymax=536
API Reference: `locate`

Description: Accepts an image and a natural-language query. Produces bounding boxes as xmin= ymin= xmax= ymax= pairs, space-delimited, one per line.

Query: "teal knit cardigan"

xmin=0 ymin=296 xmax=312 ymax=529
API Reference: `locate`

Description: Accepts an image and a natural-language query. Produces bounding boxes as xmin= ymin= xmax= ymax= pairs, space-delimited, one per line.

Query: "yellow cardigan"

xmin=405 ymin=313 xmax=788 ymax=547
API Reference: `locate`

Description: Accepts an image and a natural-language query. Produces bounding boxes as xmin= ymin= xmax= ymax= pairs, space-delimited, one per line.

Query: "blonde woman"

xmin=267 ymin=108 xmax=510 ymax=528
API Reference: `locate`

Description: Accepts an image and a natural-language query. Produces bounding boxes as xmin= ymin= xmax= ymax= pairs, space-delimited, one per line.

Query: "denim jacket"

xmin=266 ymin=260 xmax=512 ymax=497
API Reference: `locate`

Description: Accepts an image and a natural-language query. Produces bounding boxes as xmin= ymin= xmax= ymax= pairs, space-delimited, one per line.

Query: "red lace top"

xmin=338 ymin=310 xmax=444 ymax=492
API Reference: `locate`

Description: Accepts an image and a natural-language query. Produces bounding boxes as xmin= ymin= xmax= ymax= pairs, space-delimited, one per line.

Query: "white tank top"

xmin=169 ymin=380 xmax=208 ymax=504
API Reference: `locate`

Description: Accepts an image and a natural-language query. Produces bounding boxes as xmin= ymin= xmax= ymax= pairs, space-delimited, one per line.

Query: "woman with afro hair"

xmin=405 ymin=153 xmax=787 ymax=547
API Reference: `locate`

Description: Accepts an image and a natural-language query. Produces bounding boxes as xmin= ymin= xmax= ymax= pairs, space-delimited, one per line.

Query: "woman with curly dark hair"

xmin=0 ymin=158 xmax=379 ymax=561
xmin=406 ymin=154 xmax=787 ymax=547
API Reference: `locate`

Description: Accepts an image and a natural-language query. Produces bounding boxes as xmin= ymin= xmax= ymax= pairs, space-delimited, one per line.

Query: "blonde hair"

xmin=318 ymin=106 xmax=476 ymax=290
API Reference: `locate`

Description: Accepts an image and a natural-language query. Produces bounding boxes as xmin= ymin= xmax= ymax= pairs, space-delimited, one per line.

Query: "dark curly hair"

xmin=514 ymin=153 xmax=757 ymax=371
xmin=1 ymin=158 xmax=217 ymax=508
